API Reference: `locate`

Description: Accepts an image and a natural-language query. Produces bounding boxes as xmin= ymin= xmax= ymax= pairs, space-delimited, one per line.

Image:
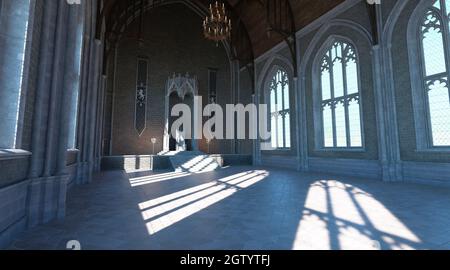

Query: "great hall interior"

xmin=0 ymin=0 xmax=450 ymax=250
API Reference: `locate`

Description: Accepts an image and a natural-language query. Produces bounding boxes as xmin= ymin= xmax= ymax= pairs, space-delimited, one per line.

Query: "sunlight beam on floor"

xmin=142 ymin=170 xmax=269 ymax=235
xmin=140 ymin=171 xmax=268 ymax=220
xmin=129 ymin=172 xmax=192 ymax=187
xmin=130 ymin=171 xmax=188 ymax=181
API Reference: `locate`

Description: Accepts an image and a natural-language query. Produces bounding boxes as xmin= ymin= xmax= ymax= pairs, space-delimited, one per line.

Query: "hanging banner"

xmin=135 ymin=58 xmax=148 ymax=136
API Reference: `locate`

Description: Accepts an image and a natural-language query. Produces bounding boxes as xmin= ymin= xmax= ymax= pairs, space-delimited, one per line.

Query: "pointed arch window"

xmin=0 ymin=0 xmax=30 ymax=149
xmin=269 ymin=68 xmax=291 ymax=149
xmin=67 ymin=10 xmax=84 ymax=149
xmin=418 ymin=0 xmax=450 ymax=147
xmin=319 ymin=41 xmax=363 ymax=149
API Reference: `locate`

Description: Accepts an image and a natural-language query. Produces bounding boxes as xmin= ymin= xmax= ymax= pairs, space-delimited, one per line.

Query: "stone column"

xmin=230 ymin=60 xmax=240 ymax=154
xmin=294 ymin=76 xmax=308 ymax=171
xmin=27 ymin=0 xmax=72 ymax=228
xmin=84 ymin=39 xmax=102 ymax=180
xmin=373 ymin=4 xmax=402 ymax=182
xmin=95 ymin=75 xmax=107 ymax=170
xmin=77 ymin=0 xmax=101 ymax=184
xmin=252 ymin=93 xmax=262 ymax=166
xmin=56 ymin=4 xmax=82 ymax=174
xmin=163 ymin=91 xmax=170 ymax=152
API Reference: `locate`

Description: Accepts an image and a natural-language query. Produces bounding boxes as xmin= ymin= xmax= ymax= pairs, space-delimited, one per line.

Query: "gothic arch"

xmin=311 ymin=35 xmax=365 ymax=150
xmin=300 ymin=19 xmax=373 ymax=74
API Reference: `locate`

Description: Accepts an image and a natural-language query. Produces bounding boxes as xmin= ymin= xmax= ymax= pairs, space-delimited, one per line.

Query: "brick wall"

xmin=391 ymin=0 xmax=450 ymax=163
xmin=109 ymin=4 xmax=232 ymax=155
xmin=301 ymin=2 xmax=380 ymax=160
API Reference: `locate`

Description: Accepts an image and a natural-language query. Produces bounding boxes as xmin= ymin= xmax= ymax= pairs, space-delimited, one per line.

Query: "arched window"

xmin=67 ymin=10 xmax=84 ymax=150
xmin=0 ymin=0 xmax=30 ymax=149
xmin=269 ymin=68 xmax=291 ymax=149
xmin=418 ymin=0 xmax=450 ymax=147
xmin=319 ymin=40 xmax=363 ymax=148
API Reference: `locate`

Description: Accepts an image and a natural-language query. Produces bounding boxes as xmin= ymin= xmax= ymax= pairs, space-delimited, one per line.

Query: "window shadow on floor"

xmin=7 ymin=167 xmax=450 ymax=250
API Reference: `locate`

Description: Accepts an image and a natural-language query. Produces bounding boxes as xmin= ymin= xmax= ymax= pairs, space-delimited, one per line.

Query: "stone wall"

xmin=253 ymin=0 xmax=450 ymax=183
xmin=0 ymin=0 xmax=102 ymax=248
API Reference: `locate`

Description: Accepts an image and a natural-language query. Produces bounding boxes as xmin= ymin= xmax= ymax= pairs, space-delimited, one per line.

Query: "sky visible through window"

xmin=320 ymin=41 xmax=362 ymax=148
xmin=422 ymin=0 xmax=450 ymax=146
xmin=270 ymin=69 xmax=291 ymax=149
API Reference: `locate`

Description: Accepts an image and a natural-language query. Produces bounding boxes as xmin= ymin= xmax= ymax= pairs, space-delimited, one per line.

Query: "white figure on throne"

xmin=175 ymin=129 xmax=186 ymax=151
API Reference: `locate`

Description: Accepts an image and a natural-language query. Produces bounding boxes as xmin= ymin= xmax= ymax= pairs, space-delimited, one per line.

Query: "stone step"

xmin=169 ymin=154 xmax=222 ymax=173
xmin=158 ymin=150 xmax=205 ymax=156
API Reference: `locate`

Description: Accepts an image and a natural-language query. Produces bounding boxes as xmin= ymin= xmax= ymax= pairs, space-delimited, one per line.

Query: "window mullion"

xmin=281 ymin=79 xmax=286 ymax=148
xmin=441 ymin=3 xmax=450 ymax=109
xmin=275 ymin=81 xmax=280 ymax=149
xmin=342 ymin=46 xmax=351 ymax=148
xmin=329 ymin=51 xmax=337 ymax=148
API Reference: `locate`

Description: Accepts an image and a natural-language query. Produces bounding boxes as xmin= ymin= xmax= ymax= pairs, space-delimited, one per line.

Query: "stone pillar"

xmin=95 ymin=75 xmax=107 ymax=170
xmin=27 ymin=0 xmax=72 ymax=228
xmin=230 ymin=60 xmax=240 ymax=154
xmin=373 ymin=4 xmax=402 ymax=182
xmin=296 ymin=31 xmax=309 ymax=172
xmin=163 ymin=92 xmax=170 ymax=152
xmin=235 ymin=64 xmax=241 ymax=154
xmin=77 ymin=0 xmax=101 ymax=184
xmin=252 ymin=93 xmax=262 ymax=165
xmin=102 ymin=45 xmax=118 ymax=156
xmin=294 ymin=76 xmax=308 ymax=171
xmin=75 ymin=0 xmax=91 ymax=185
xmin=56 ymin=4 xmax=83 ymax=174
xmin=192 ymin=95 xmax=202 ymax=152
xmin=84 ymin=39 xmax=102 ymax=179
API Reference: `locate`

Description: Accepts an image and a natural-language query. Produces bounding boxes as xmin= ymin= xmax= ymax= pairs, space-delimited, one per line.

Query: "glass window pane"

xmin=331 ymin=45 xmax=336 ymax=62
xmin=346 ymin=59 xmax=359 ymax=95
xmin=336 ymin=43 xmax=342 ymax=59
xmin=321 ymin=70 xmax=331 ymax=100
xmin=428 ymin=79 xmax=450 ymax=146
xmin=446 ymin=0 xmax=450 ymax=34
xmin=348 ymin=98 xmax=362 ymax=147
xmin=271 ymin=115 xmax=277 ymax=148
xmin=68 ymin=23 xmax=84 ymax=149
xmin=422 ymin=13 xmax=446 ymax=76
xmin=277 ymin=82 xmax=283 ymax=112
xmin=335 ymin=102 xmax=347 ymax=147
xmin=333 ymin=57 xmax=344 ymax=97
xmin=270 ymin=89 xmax=276 ymax=113
xmin=0 ymin=0 xmax=30 ymax=149
xmin=283 ymin=82 xmax=290 ymax=110
xmin=323 ymin=104 xmax=334 ymax=147
xmin=284 ymin=112 xmax=291 ymax=148
xmin=319 ymin=41 xmax=363 ymax=149
xmin=434 ymin=0 xmax=441 ymax=10
xmin=277 ymin=114 xmax=284 ymax=148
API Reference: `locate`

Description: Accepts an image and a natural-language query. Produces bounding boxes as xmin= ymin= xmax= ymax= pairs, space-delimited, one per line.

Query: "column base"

xmin=27 ymin=175 xmax=69 ymax=229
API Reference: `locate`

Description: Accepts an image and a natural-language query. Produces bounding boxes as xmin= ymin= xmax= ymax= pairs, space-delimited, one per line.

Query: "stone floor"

xmin=7 ymin=166 xmax=450 ymax=250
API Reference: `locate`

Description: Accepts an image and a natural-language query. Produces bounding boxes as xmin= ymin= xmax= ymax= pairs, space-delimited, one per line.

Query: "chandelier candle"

xmin=203 ymin=1 xmax=231 ymax=44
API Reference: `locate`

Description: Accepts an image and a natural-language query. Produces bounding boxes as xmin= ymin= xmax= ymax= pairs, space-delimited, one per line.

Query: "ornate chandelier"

xmin=203 ymin=1 xmax=231 ymax=44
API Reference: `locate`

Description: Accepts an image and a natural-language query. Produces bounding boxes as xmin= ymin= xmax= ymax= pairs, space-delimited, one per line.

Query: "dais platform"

xmin=101 ymin=152 xmax=252 ymax=173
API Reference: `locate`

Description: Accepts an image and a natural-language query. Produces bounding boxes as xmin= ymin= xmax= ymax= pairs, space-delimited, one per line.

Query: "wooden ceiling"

xmin=100 ymin=0 xmax=344 ymax=58
xmin=220 ymin=0 xmax=344 ymax=56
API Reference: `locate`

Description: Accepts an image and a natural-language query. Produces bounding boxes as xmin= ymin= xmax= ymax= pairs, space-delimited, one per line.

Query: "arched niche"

xmin=163 ymin=73 xmax=200 ymax=152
